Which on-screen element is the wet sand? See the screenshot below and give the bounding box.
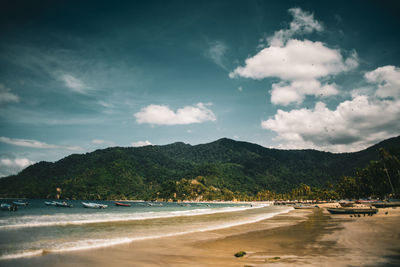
[5,206,400,267]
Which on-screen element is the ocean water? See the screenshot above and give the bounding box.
[0,199,291,260]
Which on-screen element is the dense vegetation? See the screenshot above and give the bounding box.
[0,136,399,201]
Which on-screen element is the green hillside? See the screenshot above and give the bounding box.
[1,136,399,200]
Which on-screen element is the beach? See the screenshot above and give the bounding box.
[3,204,400,267]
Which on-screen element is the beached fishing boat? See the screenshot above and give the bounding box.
[81,202,108,209]
[327,207,378,215]
[294,205,317,209]
[115,202,131,207]
[372,201,400,208]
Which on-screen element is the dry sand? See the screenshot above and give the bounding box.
[5,206,400,267]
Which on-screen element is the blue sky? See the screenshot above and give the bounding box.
[1,0,400,177]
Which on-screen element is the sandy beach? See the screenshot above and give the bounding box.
[5,205,400,267]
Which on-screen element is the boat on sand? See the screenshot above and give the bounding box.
[327,207,378,215]
[293,205,317,209]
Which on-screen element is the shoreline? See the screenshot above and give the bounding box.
[3,206,400,266]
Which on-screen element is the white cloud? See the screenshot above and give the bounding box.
[262,95,400,152]
[365,65,400,99]
[0,136,83,151]
[230,39,356,106]
[134,103,216,125]
[229,7,358,106]
[91,139,116,146]
[61,74,90,94]
[207,41,228,69]
[267,7,324,47]
[0,84,19,103]
[98,100,114,108]
[131,140,153,147]
[0,157,34,177]
[230,39,355,81]
[270,80,339,106]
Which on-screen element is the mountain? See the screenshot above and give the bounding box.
[1,136,400,200]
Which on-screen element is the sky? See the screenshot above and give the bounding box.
[1,0,400,177]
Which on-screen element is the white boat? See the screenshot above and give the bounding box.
[81,202,108,209]
[1,203,17,211]
[12,200,28,206]
[45,201,57,206]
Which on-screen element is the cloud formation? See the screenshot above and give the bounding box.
[131,140,153,147]
[229,7,358,106]
[0,157,34,177]
[0,136,83,151]
[134,103,216,125]
[207,41,228,70]
[0,84,19,103]
[262,66,400,152]
[267,7,323,47]
[61,74,90,94]
[365,65,400,99]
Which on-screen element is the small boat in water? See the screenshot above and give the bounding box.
[45,201,73,207]
[81,202,108,209]
[115,202,131,207]
[327,207,378,215]
[1,203,18,211]
[147,202,163,207]
[55,201,73,208]
[45,201,57,206]
[12,200,28,206]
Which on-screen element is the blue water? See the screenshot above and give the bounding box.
[0,199,291,260]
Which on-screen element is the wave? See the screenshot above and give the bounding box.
[0,204,268,230]
[0,206,292,260]
[0,250,44,260]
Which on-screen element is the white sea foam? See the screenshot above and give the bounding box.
[0,206,292,260]
[0,249,44,260]
[0,204,268,230]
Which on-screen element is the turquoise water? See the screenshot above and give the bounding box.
[0,199,291,260]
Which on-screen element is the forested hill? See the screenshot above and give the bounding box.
[1,136,400,200]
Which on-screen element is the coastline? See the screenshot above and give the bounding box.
[3,205,400,267]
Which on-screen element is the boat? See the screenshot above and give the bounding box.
[115,202,131,207]
[12,200,28,206]
[372,201,400,208]
[1,203,17,211]
[294,205,317,209]
[147,202,163,207]
[45,201,57,206]
[81,202,108,209]
[339,201,355,207]
[55,201,73,208]
[327,207,378,215]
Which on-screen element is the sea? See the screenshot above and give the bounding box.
[0,199,292,261]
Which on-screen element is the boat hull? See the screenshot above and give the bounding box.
[115,202,131,207]
[81,202,108,209]
[372,202,400,208]
[327,208,378,215]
